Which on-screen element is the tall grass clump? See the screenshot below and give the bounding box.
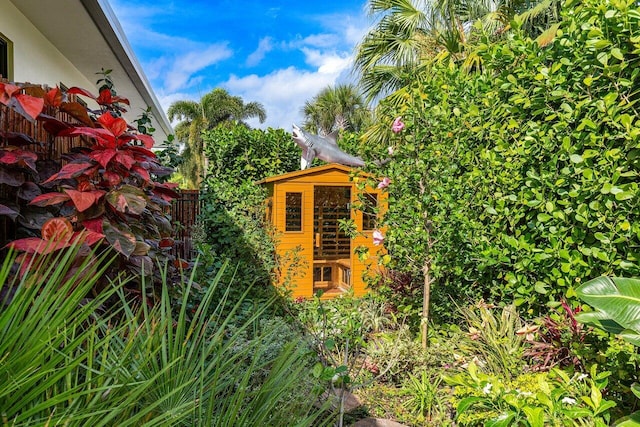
[0,244,329,426]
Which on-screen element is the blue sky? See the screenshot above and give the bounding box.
[110,0,371,130]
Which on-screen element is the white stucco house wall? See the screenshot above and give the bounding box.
[0,0,172,144]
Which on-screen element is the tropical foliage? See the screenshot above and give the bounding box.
[0,244,327,426]
[0,73,177,293]
[302,84,371,134]
[168,88,267,188]
[197,122,299,289]
[359,0,640,322]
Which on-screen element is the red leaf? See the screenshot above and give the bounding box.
[6,237,71,255]
[39,114,71,135]
[30,192,71,207]
[60,102,94,126]
[58,126,114,146]
[159,238,174,248]
[128,145,157,159]
[72,230,105,246]
[96,89,130,106]
[137,134,155,149]
[82,217,104,234]
[6,237,49,254]
[66,86,97,100]
[173,259,190,269]
[0,150,18,165]
[13,93,45,120]
[42,217,73,241]
[102,171,122,186]
[131,165,150,183]
[97,112,127,137]
[90,148,118,169]
[152,182,179,201]
[114,150,136,170]
[44,87,63,108]
[96,89,113,105]
[65,189,105,213]
[0,83,20,105]
[44,162,95,183]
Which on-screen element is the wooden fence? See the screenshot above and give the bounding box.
[170,189,201,261]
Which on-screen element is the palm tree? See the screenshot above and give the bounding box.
[167,88,266,188]
[301,84,371,135]
[354,0,562,101]
[353,0,434,102]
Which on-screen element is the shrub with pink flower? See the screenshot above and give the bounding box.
[377,177,391,189]
[391,117,405,133]
[372,230,384,245]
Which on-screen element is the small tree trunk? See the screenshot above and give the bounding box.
[421,259,431,349]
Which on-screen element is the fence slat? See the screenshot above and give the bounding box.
[170,189,201,260]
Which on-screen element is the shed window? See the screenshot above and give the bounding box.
[362,193,378,230]
[285,192,302,231]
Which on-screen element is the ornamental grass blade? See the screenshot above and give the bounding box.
[575,276,640,339]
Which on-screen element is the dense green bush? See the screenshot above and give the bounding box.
[197,123,299,293]
[365,0,640,319]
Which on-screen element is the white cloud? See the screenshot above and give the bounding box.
[223,48,353,130]
[246,37,274,67]
[301,34,340,48]
[301,48,352,74]
[164,44,233,92]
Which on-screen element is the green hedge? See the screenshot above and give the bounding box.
[370,0,640,319]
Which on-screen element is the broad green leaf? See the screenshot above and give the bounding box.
[523,406,545,427]
[457,396,484,414]
[486,412,516,427]
[614,410,640,426]
[576,277,640,336]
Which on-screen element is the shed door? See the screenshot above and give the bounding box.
[312,186,352,292]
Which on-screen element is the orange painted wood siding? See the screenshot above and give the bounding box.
[265,165,386,299]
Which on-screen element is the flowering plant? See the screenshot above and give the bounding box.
[445,362,614,426]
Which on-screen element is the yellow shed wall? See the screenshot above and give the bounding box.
[268,167,386,299]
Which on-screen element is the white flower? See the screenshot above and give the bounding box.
[562,397,577,405]
[483,383,493,394]
[576,373,588,381]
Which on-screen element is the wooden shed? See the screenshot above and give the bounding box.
[258,164,386,299]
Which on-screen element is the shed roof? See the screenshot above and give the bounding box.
[257,164,360,185]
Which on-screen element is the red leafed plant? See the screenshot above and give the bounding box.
[522,300,588,372]
[0,71,177,292]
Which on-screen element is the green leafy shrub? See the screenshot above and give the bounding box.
[361,0,640,320]
[445,362,615,426]
[197,122,298,295]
